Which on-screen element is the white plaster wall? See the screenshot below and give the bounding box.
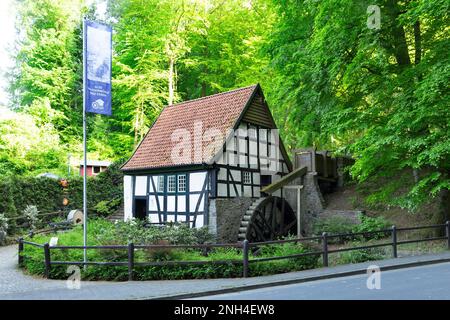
[134,176,147,196]
[217,183,227,197]
[253,172,260,185]
[148,213,159,223]
[149,176,155,192]
[230,170,241,182]
[167,195,176,212]
[158,195,165,211]
[189,194,205,212]
[123,175,133,221]
[177,195,186,212]
[243,186,252,197]
[149,195,158,211]
[195,215,204,228]
[190,172,206,192]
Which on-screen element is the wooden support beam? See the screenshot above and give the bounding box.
[261,166,307,194]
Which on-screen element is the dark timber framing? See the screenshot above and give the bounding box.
[124,84,293,229]
[131,169,212,227]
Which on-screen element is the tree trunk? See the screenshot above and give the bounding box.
[431,169,450,235]
[414,20,422,65]
[168,56,174,105]
[385,0,411,67]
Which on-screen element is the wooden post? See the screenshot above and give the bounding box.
[243,240,249,278]
[43,243,51,279]
[322,232,328,267]
[128,242,134,281]
[392,226,398,258]
[446,221,450,250]
[18,237,24,267]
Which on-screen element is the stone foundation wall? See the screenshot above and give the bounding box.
[283,172,326,235]
[208,197,254,243]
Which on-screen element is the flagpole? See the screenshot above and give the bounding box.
[82,17,88,269]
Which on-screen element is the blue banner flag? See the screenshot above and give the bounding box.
[84,20,112,115]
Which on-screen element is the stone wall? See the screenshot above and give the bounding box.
[283,172,326,235]
[208,197,254,243]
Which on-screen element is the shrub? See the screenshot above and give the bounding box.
[313,216,356,243]
[23,205,39,231]
[0,214,8,245]
[351,214,391,240]
[20,219,321,280]
[0,159,125,237]
[313,216,355,234]
[337,246,386,264]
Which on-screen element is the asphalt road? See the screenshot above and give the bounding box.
[198,262,450,300]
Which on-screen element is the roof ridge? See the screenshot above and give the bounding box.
[167,84,258,108]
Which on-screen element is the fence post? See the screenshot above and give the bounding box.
[446,221,450,250]
[242,240,249,278]
[128,242,134,281]
[392,225,397,258]
[18,237,24,267]
[322,232,328,267]
[43,243,51,279]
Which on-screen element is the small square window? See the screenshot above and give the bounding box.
[157,176,164,192]
[168,175,176,193]
[178,175,186,192]
[93,166,100,174]
[243,171,251,184]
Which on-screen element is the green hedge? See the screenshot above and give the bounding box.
[20,219,321,280]
[0,161,124,234]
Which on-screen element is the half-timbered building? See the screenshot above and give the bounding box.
[121,84,295,241]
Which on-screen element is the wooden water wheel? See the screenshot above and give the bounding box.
[238,196,297,242]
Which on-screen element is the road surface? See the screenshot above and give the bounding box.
[198,262,450,300]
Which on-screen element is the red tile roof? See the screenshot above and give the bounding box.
[121,84,258,171]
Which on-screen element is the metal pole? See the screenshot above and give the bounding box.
[242,239,249,278]
[296,186,302,238]
[322,232,328,267]
[128,242,134,281]
[18,237,24,266]
[392,225,397,258]
[82,17,88,269]
[446,221,450,250]
[44,243,51,279]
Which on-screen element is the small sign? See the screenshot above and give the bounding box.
[84,19,112,115]
[49,237,59,247]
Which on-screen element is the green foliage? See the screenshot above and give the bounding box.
[337,246,386,264]
[0,160,124,237]
[21,218,320,280]
[3,0,448,218]
[352,214,392,240]
[266,0,449,211]
[23,205,39,231]
[0,106,67,177]
[313,216,356,236]
[0,214,8,244]
[313,214,392,242]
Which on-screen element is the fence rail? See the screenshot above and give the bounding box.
[18,221,450,280]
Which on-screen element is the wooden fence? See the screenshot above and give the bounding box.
[18,222,450,280]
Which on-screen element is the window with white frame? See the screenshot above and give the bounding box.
[243,171,251,184]
[168,175,176,193]
[178,175,186,192]
[157,176,164,192]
